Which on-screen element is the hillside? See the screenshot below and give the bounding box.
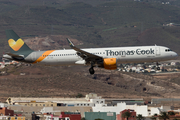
[1,0,180,100]
[137,27,180,54]
[1,64,180,101]
[1,1,180,54]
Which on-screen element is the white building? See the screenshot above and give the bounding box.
[0,103,8,108]
[92,102,171,117]
[41,107,61,114]
[126,104,149,116]
[45,115,70,120]
[6,93,105,107]
[150,107,160,116]
[92,102,126,114]
[0,116,9,120]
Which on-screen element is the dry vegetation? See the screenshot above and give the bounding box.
[0,64,180,102]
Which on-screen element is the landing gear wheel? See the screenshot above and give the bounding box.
[156,62,160,70]
[89,67,95,75]
[157,67,160,70]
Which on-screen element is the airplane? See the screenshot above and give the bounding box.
[3,30,178,74]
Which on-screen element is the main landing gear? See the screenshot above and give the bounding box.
[156,62,160,70]
[89,67,95,75]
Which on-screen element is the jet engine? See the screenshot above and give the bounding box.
[103,58,117,70]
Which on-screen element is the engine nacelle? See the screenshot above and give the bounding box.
[103,58,117,70]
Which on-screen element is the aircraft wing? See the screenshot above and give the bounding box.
[67,38,103,62]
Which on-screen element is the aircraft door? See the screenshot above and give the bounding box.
[155,46,161,56]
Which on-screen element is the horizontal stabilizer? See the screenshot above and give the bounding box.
[4,53,24,60]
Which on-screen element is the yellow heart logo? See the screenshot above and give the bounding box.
[8,38,24,51]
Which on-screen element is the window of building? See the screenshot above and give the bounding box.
[57,103,62,106]
[43,104,45,106]
[51,104,53,106]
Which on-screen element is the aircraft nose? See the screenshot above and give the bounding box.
[173,52,178,58]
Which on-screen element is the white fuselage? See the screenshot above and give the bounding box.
[25,45,178,65]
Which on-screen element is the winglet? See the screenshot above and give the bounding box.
[66,38,74,48]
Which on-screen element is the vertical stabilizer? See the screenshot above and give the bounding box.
[6,30,33,56]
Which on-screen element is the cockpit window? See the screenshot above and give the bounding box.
[165,49,172,52]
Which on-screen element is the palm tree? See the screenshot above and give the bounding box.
[95,119,103,120]
[159,112,169,120]
[168,111,175,116]
[154,114,158,116]
[81,118,86,120]
[122,111,132,120]
[137,114,144,120]
[150,116,157,120]
[150,113,158,120]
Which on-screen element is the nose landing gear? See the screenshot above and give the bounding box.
[89,67,95,75]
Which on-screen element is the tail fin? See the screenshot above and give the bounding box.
[6,30,33,56]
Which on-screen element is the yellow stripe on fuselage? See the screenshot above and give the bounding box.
[33,50,55,63]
